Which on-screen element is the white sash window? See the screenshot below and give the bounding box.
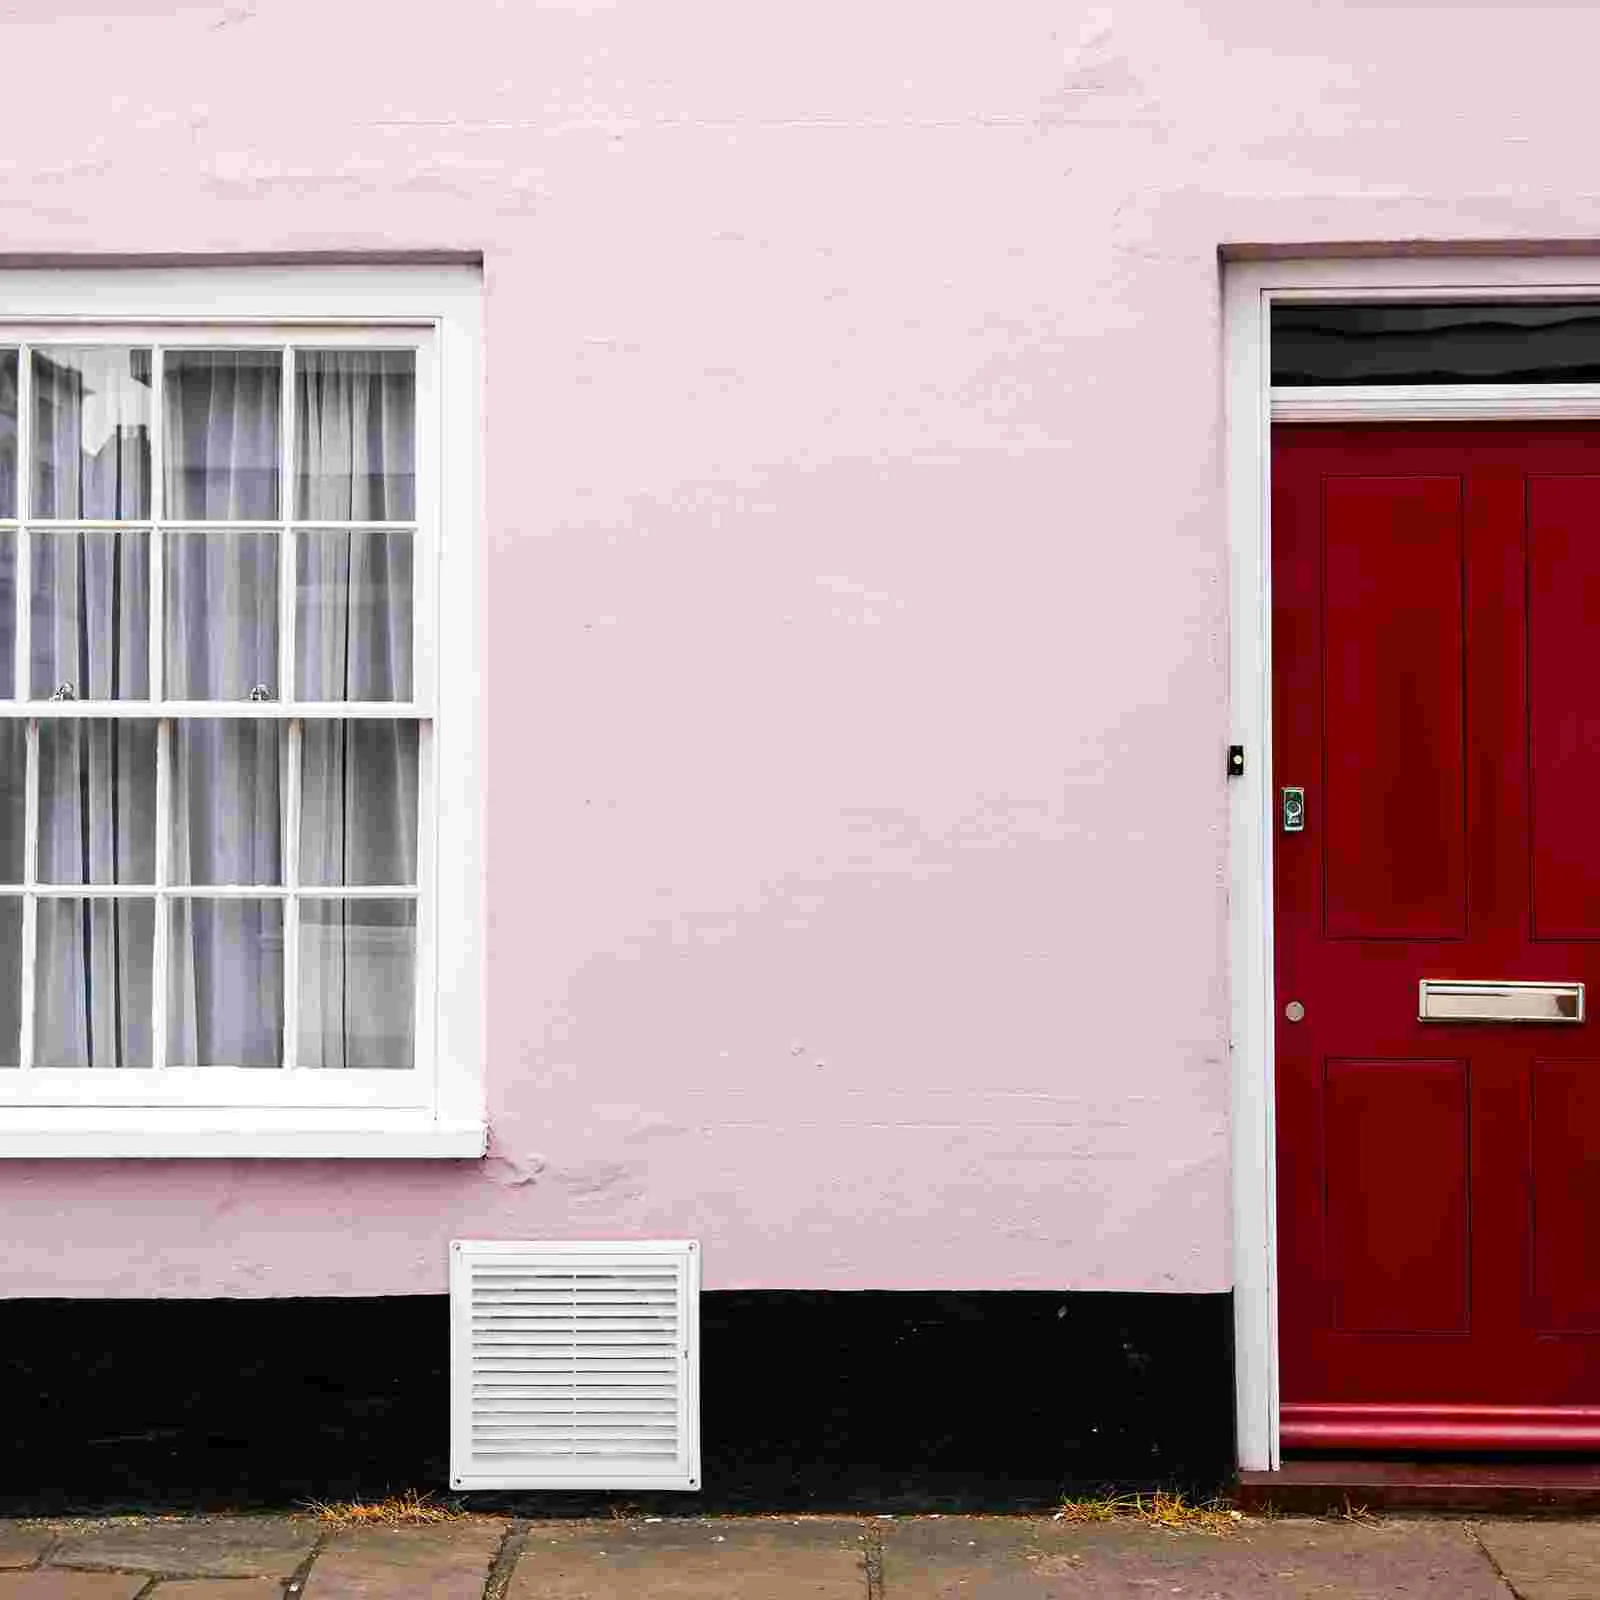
[0,266,483,1156]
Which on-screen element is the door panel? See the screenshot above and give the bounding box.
[1531,1059,1600,1333]
[1323,477,1467,940]
[1275,425,1600,1450]
[1529,475,1600,939]
[1324,1059,1469,1336]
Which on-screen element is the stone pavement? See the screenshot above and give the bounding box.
[0,1511,1597,1597]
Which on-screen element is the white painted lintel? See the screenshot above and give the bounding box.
[1274,382,1600,423]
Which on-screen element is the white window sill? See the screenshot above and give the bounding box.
[0,1109,487,1158]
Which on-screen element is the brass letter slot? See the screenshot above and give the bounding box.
[1418,980,1585,1024]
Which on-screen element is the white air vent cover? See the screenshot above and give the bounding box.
[449,1239,700,1491]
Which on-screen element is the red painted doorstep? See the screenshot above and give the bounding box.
[1281,1403,1600,1453]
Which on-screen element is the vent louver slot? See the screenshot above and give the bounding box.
[449,1240,700,1491]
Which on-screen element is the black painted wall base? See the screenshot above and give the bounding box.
[0,1290,1233,1515]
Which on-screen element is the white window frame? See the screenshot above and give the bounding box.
[0,264,484,1158]
[1226,251,1600,1471]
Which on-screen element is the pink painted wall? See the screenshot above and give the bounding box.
[7,0,1590,1298]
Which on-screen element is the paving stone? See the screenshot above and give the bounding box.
[0,1574,146,1600]
[508,1518,867,1599]
[148,1584,287,1600]
[302,1519,507,1600]
[1475,1519,1600,1600]
[49,1517,315,1579]
[0,1529,52,1570]
[880,1514,1506,1598]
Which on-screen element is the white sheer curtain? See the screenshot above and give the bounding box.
[33,720,157,1068]
[166,351,280,521]
[295,351,414,702]
[166,530,277,701]
[299,719,418,1068]
[167,720,284,1068]
[22,346,418,1070]
[0,721,22,1067]
[0,363,16,1064]
[161,356,288,1067]
[296,350,413,521]
[0,531,13,701]
[0,349,16,520]
[0,895,17,1068]
[32,348,150,521]
[295,352,417,1068]
[0,353,16,1064]
[0,354,14,697]
[30,531,150,700]
[27,353,150,1068]
[30,350,152,702]
[0,722,21,885]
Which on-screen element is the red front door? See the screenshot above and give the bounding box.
[1274,424,1600,1452]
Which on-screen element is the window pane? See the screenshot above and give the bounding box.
[0,529,13,698]
[0,897,19,1066]
[32,348,152,519]
[300,720,418,886]
[298,898,415,1069]
[295,529,412,700]
[164,350,281,520]
[165,530,277,700]
[170,720,283,886]
[1272,301,1600,386]
[0,722,23,882]
[34,896,154,1067]
[30,530,150,700]
[296,350,414,520]
[169,898,283,1067]
[0,350,16,518]
[38,720,157,885]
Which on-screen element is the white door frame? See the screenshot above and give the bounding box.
[1224,254,1600,1472]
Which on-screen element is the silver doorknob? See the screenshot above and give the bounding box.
[1284,1000,1306,1023]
